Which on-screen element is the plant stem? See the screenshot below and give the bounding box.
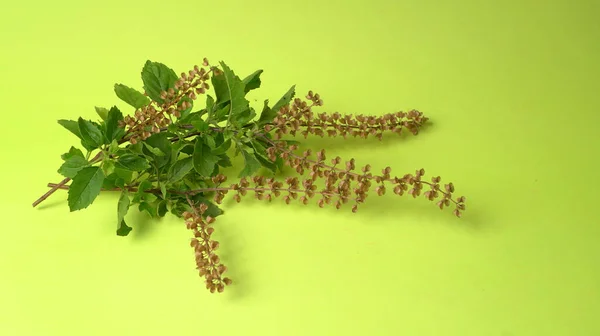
[32,151,104,207]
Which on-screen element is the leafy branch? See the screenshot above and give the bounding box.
[33,58,467,293]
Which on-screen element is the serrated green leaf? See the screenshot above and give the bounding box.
[102,159,115,176]
[77,118,103,148]
[191,118,209,132]
[114,83,151,109]
[139,202,157,218]
[238,148,262,178]
[141,61,179,104]
[61,146,85,160]
[143,132,172,168]
[58,119,94,151]
[212,105,230,123]
[143,143,165,156]
[68,167,105,211]
[168,157,193,183]
[193,137,219,176]
[230,106,257,127]
[95,107,109,121]
[220,62,249,127]
[251,139,270,161]
[116,190,131,236]
[58,119,82,138]
[211,72,228,104]
[203,134,216,149]
[212,138,231,155]
[58,155,89,178]
[105,106,125,142]
[108,140,120,155]
[132,180,153,203]
[114,167,133,183]
[115,154,150,171]
[259,85,295,125]
[242,69,263,93]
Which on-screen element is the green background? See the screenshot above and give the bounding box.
[1,0,599,335]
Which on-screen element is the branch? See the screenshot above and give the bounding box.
[32,151,104,207]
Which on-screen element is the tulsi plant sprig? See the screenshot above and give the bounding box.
[32,58,466,293]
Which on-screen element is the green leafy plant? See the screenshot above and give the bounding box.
[32,58,467,293]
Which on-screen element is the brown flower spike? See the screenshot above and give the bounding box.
[183,197,232,293]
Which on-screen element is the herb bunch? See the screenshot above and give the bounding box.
[33,58,466,293]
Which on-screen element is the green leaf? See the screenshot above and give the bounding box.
[193,137,219,176]
[116,190,132,236]
[115,154,150,171]
[58,155,89,178]
[132,180,154,203]
[58,119,82,138]
[191,118,209,132]
[117,220,132,236]
[160,182,167,199]
[143,132,172,168]
[211,72,228,104]
[168,157,194,183]
[105,106,125,142]
[58,119,94,151]
[139,202,157,218]
[143,143,165,156]
[242,69,263,93]
[238,148,262,178]
[114,168,134,185]
[67,167,105,211]
[259,85,295,125]
[212,138,231,155]
[220,62,249,127]
[202,95,216,122]
[102,159,115,176]
[95,107,109,121]
[233,107,256,127]
[212,105,230,123]
[203,134,216,149]
[114,84,150,109]
[77,118,103,148]
[108,140,120,155]
[190,195,224,218]
[157,200,168,217]
[217,154,232,168]
[61,146,85,160]
[141,61,179,104]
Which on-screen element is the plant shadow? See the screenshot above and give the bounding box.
[35,198,66,211]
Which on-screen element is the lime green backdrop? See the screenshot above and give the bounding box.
[1,0,599,335]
